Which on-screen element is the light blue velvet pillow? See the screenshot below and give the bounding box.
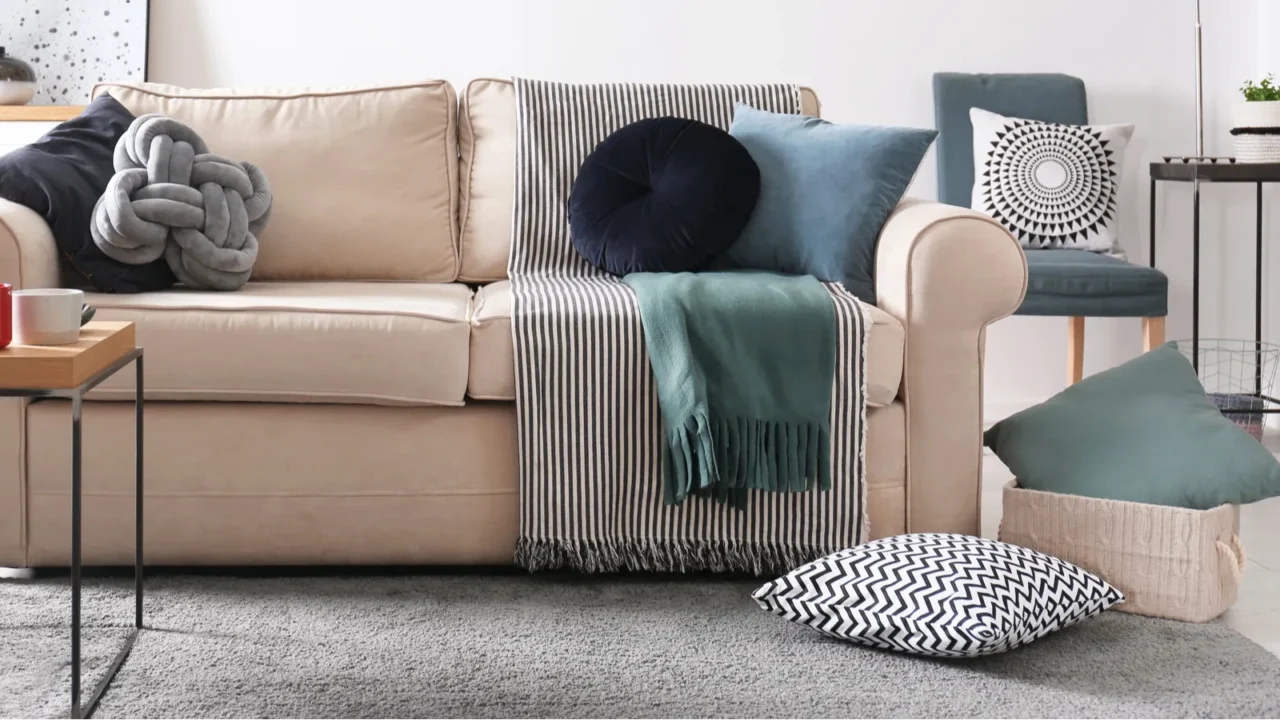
[723,104,937,304]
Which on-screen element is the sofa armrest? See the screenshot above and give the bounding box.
[0,198,59,565]
[0,198,59,290]
[875,199,1027,535]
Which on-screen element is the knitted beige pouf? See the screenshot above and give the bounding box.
[998,482,1244,623]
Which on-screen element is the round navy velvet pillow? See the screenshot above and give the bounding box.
[569,117,760,276]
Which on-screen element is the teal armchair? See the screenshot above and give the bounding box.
[932,73,1168,383]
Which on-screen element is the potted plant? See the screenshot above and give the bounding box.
[1232,74,1280,162]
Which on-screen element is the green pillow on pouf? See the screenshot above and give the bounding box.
[985,343,1280,510]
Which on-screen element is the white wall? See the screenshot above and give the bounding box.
[147,0,1267,415]
[1261,0,1280,78]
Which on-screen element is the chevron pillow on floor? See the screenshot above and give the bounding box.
[753,533,1123,657]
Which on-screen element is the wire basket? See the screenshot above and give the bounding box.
[1175,339,1280,441]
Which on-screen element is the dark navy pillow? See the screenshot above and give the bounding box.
[569,117,760,276]
[0,93,176,293]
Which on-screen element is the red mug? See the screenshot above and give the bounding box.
[0,283,10,349]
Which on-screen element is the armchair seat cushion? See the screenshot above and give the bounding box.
[1018,249,1167,317]
[468,280,906,407]
[83,282,472,405]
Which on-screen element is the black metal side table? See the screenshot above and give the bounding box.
[1149,160,1280,401]
[0,322,143,718]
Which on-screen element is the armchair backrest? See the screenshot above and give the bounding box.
[931,72,1088,207]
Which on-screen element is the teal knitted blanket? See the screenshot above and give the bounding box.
[622,271,837,506]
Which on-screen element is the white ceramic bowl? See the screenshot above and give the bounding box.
[13,289,84,345]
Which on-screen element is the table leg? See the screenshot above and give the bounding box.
[70,393,83,718]
[1257,182,1264,398]
[1150,177,1157,268]
[67,352,144,718]
[1193,178,1201,372]
[135,353,143,629]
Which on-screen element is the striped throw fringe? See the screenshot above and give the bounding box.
[509,78,870,574]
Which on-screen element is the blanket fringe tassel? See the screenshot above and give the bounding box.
[515,537,832,576]
[666,412,832,507]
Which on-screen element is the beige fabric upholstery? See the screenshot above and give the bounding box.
[86,282,473,406]
[0,199,60,291]
[468,279,515,400]
[93,82,460,283]
[24,401,519,566]
[457,79,516,283]
[875,199,1027,536]
[798,87,820,116]
[865,308,906,405]
[0,399,24,566]
[0,199,58,566]
[469,280,902,406]
[17,399,902,566]
[865,402,905,540]
[458,80,821,283]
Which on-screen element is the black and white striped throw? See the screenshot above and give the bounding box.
[510,79,870,574]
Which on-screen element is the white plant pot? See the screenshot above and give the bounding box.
[1232,101,1280,163]
[1233,100,1280,129]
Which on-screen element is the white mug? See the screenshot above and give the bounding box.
[13,289,85,346]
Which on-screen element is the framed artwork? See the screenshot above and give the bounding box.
[0,0,149,105]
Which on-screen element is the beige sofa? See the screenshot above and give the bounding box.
[0,79,1027,567]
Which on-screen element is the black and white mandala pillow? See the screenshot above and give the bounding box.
[970,108,1133,253]
[753,533,1123,658]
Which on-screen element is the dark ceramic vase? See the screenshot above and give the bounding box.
[0,47,37,105]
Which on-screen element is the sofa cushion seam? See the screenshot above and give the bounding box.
[82,388,468,406]
[443,81,461,281]
[460,80,479,273]
[92,305,472,324]
[91,80,455,102]
[30,489,518,498]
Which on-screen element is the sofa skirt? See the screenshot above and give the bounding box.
[10,400,906,567]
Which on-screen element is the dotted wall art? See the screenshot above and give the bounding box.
[1,0,147,105]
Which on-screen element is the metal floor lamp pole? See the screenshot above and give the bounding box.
[1193,0,1203,367]
[1196,0,1204,158]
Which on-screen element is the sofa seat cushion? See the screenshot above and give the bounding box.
[469,280,904,406]
[87,282,472,406]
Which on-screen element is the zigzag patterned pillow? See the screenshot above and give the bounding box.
[753,533,1123,657]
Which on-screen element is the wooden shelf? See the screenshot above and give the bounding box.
[0,105,84,122]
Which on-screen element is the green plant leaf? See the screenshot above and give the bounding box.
[1242,74,1280,101]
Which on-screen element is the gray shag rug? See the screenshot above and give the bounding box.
[3,573,1280,718]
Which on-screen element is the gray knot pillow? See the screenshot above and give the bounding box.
[91,114,273,291]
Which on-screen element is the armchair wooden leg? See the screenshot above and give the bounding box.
[1143,316,1166,352]
[1067,316,1085,384]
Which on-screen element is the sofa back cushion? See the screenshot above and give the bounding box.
[457,78,821,283]
[94,81,459,283]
